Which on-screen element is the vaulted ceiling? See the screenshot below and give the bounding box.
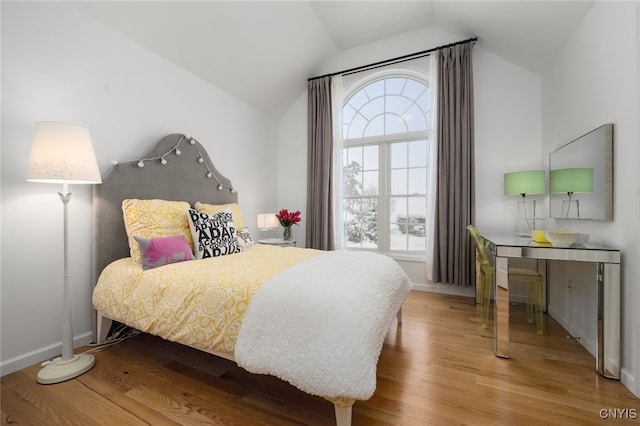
[71,1,595,119]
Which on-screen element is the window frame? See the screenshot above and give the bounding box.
[340,69,431,260]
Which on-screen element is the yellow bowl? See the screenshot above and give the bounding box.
[530,230,549,243]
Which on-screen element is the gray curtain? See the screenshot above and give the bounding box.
[306,76,335,250]
[432,42,475,286]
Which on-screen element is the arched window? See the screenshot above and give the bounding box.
[340,71,432,256]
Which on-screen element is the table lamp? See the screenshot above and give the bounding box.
[27,121,102,384]
[257,213,279,230]
[504,170,545,236]
[550,167,593,219]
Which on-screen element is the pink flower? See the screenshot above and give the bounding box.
[276,209,301,227]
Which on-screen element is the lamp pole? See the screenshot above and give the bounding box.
[59,185,73,361]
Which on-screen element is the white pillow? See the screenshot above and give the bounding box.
[236,227,256,251]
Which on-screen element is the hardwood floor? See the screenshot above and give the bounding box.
[2,291,638,425]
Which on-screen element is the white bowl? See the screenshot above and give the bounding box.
[575,233,590,245]
[544,231,583,247]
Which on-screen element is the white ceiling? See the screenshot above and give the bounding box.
[70,1,595,119]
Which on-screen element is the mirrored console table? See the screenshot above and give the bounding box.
[481,233,621,380]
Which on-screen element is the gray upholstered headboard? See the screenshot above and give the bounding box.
[92,133,238,285]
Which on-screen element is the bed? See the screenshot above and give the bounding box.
[92,133,411,426]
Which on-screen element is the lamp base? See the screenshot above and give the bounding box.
[36,353,95,385]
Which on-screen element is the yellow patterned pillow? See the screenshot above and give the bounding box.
[195,202,245,229]
[122,199,193,264]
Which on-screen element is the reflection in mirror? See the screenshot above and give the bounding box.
[550,167,593,218]
[549,123,613,220]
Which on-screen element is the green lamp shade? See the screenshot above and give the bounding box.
[550,167,593,194]
[504,170,545,195]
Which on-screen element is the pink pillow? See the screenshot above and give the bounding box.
[134,236,194,270]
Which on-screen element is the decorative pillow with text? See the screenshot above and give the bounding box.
[187,208,240,259]
[195,202,246,229]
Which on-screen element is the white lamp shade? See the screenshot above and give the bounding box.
[27,122,102,184]
[257,213,279,229]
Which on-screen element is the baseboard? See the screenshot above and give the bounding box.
[411,281,475,297]
[549,305,638,397]
[547,304,597,357]
[0,331,93,377]
[621,368,638,398]
[410,281,530,303]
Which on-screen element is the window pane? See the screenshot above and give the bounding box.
[344,197,360,218]
[409,235,426,250]
[344,197,361,240]
[361,97,384,121]
[391,169,407,195]
[409,140,427,167]
[343,103,356,126]
[345,198,378,249]
[385,78,406,95]
[362,199,378,248]
[385,114,408,134]
[364,115,385,137]
[363,145,378,170]
[406,197,427,250]
[346,147,361,167]
[365,80,384,99]
[408,168,426,194]
[343,148,363,197]
[404,79,427,98]
[346,114,367,139]
[389,197,407,251]
[363,171,378,194]
[389,196,406,219]
[406,104,428,132]
[386,95,412,115]
[348,89,368,110]
[416,89,429,112]
[391,142,407,168]
[407,195,427,251]
[408,197,426,217]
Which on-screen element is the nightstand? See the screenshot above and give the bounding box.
[258,238,297,247]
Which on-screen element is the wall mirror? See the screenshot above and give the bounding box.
[549,123,613,220]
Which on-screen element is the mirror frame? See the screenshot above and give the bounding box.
[548,123,613,221]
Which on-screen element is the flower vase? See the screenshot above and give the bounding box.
[283,225,292,241]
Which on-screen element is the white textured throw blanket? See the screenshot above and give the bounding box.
[235,250,411,400]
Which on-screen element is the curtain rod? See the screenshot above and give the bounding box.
[308,36,477,82]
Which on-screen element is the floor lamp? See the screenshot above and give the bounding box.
[504,170,545,236]
[27,121,102,384]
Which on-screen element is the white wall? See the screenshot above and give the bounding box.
[278,25,543,290]
[5,0,636,399]
[1,2,279,375]
[541,1,639,396]
[276,94,308,243]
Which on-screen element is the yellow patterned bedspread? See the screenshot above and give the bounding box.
[93,244,321,356]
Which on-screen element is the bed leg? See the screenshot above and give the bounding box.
[96,313,112,345]
[334,403,352,426]
[397,306,403,324]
